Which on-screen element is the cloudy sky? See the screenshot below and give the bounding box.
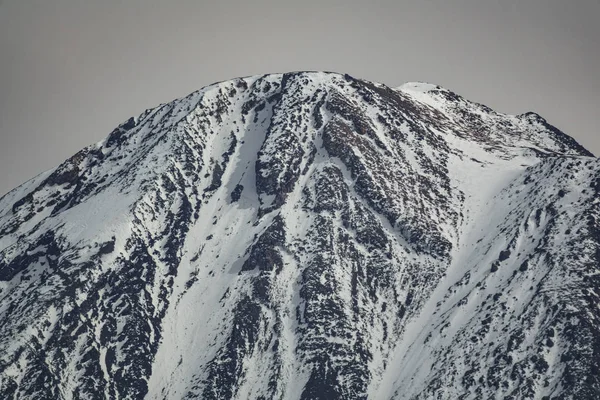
[0,0,598,195]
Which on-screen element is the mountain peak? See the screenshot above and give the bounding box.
[396,81,441,92]
[0,72,598,399]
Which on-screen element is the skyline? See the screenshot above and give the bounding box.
[0,0,598,196]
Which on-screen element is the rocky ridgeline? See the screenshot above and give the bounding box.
[0,72,598,399]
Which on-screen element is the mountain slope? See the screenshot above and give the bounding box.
[0,72,598,399]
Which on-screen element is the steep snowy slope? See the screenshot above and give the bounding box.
[0,72,598,399]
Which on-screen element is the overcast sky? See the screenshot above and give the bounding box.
[0,0,598,196]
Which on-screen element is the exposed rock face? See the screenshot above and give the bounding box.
[0,72,598,399]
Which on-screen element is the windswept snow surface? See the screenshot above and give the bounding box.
[0,72,598,399]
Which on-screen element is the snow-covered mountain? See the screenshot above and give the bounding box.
[0,71,598,400]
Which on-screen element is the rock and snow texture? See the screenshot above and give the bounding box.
[0,71,598,399]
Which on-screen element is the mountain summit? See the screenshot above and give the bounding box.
[0,72,598,399]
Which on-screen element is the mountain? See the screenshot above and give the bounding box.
[0,71,598,400]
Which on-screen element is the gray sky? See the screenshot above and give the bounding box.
[0,0,598,196]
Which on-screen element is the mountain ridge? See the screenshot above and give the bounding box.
[0,71,598,399]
